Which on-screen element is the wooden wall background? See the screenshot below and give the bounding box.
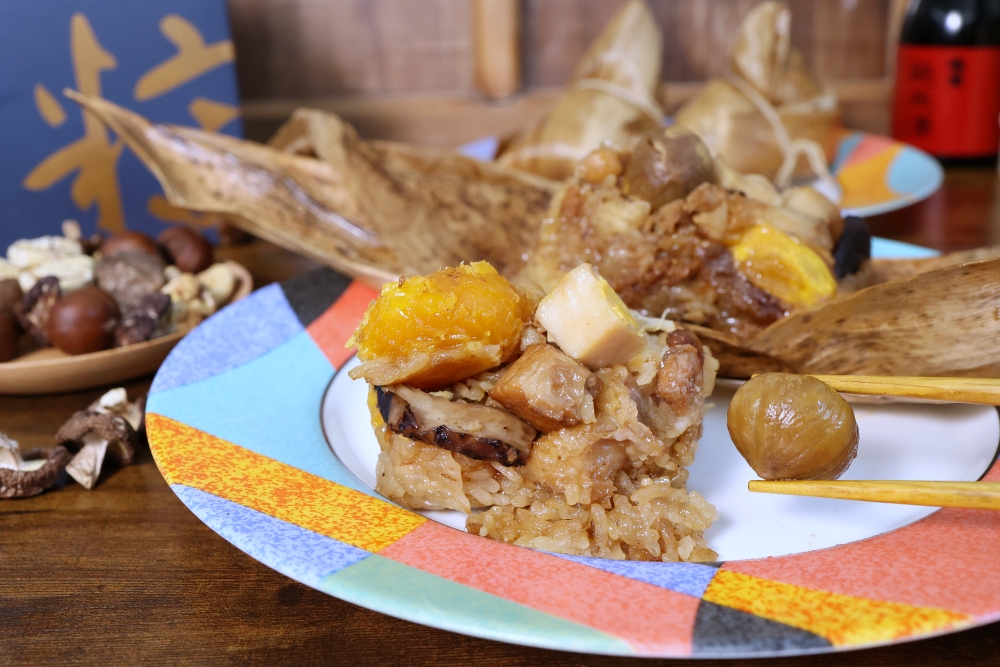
[229,0,907,146]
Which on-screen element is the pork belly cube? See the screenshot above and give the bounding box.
[655,329,705,417]
[489,344,597,433]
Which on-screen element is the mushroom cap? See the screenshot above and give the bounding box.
[0,446,71,498]
[55,410,137,465]
[87,389,146,433]
[95,252,167,310]
[15,276,60,346]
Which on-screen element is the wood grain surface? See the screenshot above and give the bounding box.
[233,0,902,142]
[240,79,898,148]
[229,0,894,99]
[3,168,1000,665]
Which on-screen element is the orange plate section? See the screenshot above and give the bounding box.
[147,413,424,552]
[838,143,905,210]
[842,134,897,169]
[307,281,379,369]
[704,569,969,647]
[379,520,700,656]
[723,503,1000,618]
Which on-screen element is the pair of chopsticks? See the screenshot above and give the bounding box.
[748,375,1000,510]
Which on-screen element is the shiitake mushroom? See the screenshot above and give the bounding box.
[623,126,716,210]
[727,372,859,480]
[158,226,213,273]
[47,287,121,355]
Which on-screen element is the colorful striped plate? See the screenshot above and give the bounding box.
[832,132,944,218]
[147,242,1000,659]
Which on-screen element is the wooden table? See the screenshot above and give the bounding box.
[3,166,1000,666]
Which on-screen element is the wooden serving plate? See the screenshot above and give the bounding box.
[0,261,252,395]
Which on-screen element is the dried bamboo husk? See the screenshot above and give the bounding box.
[67,93,556,288]
[495,0,663,180]
[675,2,839,182]
[66,94,1000,381]
[685,325,793,378]
[746,257,1000,377]
[694,256,1000,378]
[868,246,1000,284]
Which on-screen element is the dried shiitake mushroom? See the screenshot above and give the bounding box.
[55,408,138,490]
[727,372,859,480]
[0,432,71,498]
[95,252,167,309]
[115,292,171,346]
[15,276,61,346]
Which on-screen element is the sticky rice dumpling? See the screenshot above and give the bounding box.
[675,2,840,186]
[496,0,664,181]
[350,261,720,562]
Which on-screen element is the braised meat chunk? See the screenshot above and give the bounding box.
[489,343,599,432]
[656,330,705,416]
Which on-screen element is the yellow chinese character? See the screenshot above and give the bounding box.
[24,13,126,232]
[138,15,239,228]
[134,15,235,102]
[25,12,240,233]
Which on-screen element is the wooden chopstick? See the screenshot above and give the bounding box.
[748,480,1000,510]
[807,375,1000,405]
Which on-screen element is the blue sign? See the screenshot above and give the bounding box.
[0,0,242,249]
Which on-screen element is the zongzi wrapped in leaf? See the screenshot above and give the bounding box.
[496,0,663,181]
[675,1,839,185]
[67,93,557,288]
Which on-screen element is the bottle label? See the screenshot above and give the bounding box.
[892,45,1000,157]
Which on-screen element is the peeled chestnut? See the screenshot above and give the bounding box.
[579,147,624,184]
[0,312,19,362]
[158,226,213,273]
[727,373,859,481]
[623,126,716,210]
[46,287,121,355]
[101,231,161,258]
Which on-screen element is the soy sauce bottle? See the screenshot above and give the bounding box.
[892,0,1000,158]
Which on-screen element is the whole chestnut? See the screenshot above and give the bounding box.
[0,312,19,362]
[101,231,161,258]
[0,278,23,315]
[158,226,213,273]
[727,373,859,481]
[47,287,121,355]
[623,126,716,210]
